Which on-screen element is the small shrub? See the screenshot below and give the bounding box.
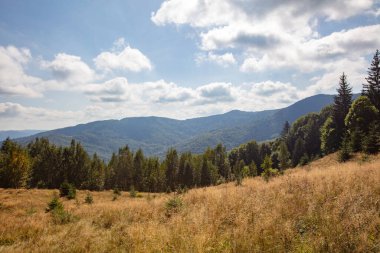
[299,154,310,166]
[176,186,188,194]
[235,174,243,186]
[85,192,93,204]
[129,186,137,198]
[59,182,76,199]
[165,196,183,217]
[36,181,46,189]
[46,195,77,224]
[113,187,121,196]
[216,177,226,185]
[261,168,279,182]
[46,195,63,212]
[51,207,77,225]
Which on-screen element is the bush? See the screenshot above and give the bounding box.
[46,194,77,224]
[51,207,77,225]
[46,195,63,212]
[129,186,137,198]
[85,192,93,204]
[59,182,76,199]
[113,187,121,196]
[261,168,279,182]
[165,196,183,217]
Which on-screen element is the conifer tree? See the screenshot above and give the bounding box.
[165,148,179,191]
[200,156,211,186]
[278,141,290,170]
[338,133,351,162]
[362,49,380,111]
[332,73,352,144]
[281,121,290,139]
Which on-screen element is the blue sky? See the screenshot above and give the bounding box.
[0,0,379,130]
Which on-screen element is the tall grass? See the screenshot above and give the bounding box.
[0,153,379,252]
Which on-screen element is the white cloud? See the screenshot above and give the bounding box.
[152,0,378,95]
[196,52,236,67]
[79,77,304,121]
[94,40,152,73]
[84,77,131,103]
[0,46,43,97]
[0,102,85,130]
[41,53,96,85]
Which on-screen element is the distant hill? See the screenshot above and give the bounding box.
[14,94,342,159]
[0,130,43,141]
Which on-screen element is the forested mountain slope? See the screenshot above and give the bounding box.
[15,94,340,159]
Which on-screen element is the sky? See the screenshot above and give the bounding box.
[0,0,379,130]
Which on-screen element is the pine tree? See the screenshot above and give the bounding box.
[332,73,352,145]
[362,49,380,112]
[291,138,305,167]
[338,133,351,162]
[281,121,290,139]
[261,155,278,182]
[363,122,380,154]
[133,149,145,190]
[200,156,211,186]
[165,148,179,191]
[278,141,290,170]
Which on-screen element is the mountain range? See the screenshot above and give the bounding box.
[12,94,340,160]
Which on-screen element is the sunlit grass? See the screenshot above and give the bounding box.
[0,153,379,252]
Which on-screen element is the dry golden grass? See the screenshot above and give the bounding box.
[0,153,379,252]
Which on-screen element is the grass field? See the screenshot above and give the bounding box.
[0,153,379,252]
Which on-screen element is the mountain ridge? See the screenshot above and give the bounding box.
[14,94,347,159]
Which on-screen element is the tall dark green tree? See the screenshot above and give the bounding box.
[133,149,145,190]
[214,144,230,180]
[292,138,305,167]
[200,156,211,186]
[84,153,106,190]
[278,141,290,170]
[108,146,134,190]
[165,148,179,191]
[333,73,352,142]
[362,49,380,112]
[281,121,290,139]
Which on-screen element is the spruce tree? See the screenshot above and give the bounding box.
[332,73,352,146]
[281,121,290,139]
[338,133,351,162]
[278,141,290,170]
[200,156,211,186]
[362,49,380,112]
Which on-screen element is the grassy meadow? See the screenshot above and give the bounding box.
[0,153,379,252]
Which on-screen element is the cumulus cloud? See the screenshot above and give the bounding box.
[0,102,86,130]
[0,46,43,97]
[84,77,131,103]
[196,52,236,67]
[196,82,235,104]
[152,0,378,96]
[41,53,96,85]
[94,39,152,72]
[79,77,304,121]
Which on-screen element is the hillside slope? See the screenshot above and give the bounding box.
[0,153,378,252]
[15,94,338,159]
[0,130,43,141]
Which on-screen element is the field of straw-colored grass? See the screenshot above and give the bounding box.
[0,153,379,252]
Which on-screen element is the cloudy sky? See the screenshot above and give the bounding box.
[0,0,379,130]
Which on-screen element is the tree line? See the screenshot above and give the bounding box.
[0,50,379,191]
